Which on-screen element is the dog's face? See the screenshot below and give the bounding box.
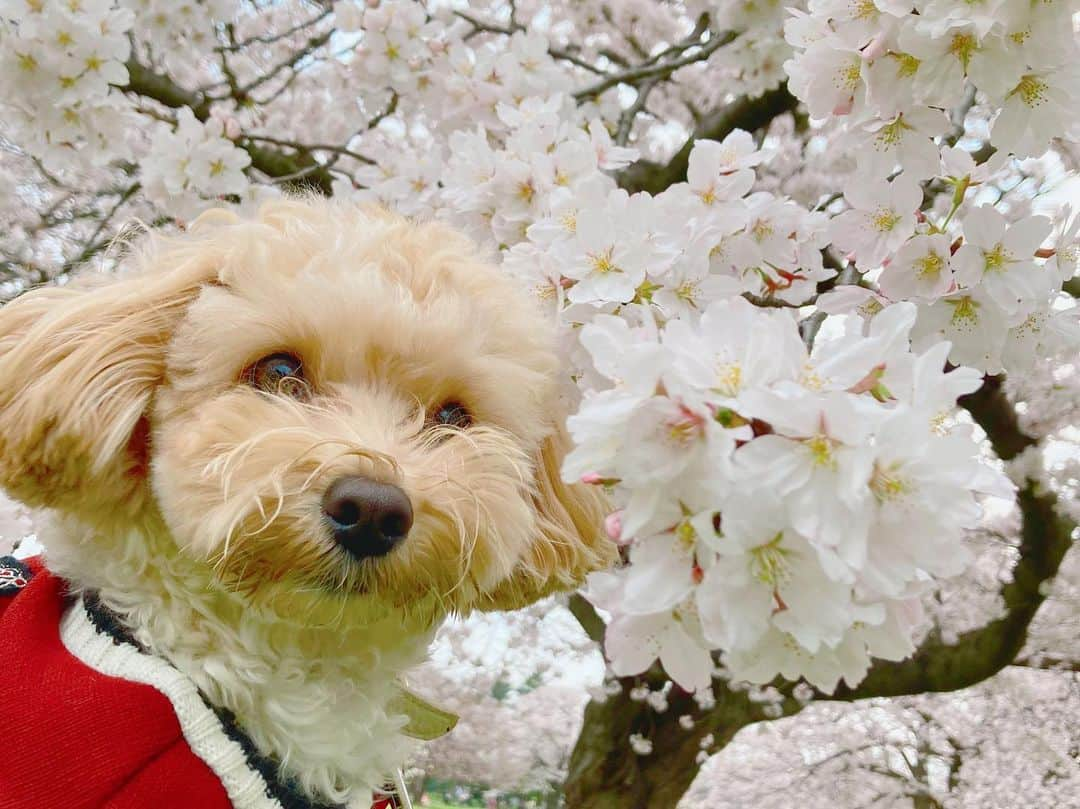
[0,200,611,622]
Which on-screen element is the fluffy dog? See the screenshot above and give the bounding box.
[0,199,612,809]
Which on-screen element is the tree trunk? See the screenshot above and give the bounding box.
[562,675,783,809]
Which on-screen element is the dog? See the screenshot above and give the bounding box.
[0,199,612,809]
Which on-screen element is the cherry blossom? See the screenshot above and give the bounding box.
[910,286,1012,373]
[784,39,865,118]
[952,205,1052,320]
[851,107,949,180]
[991,69,1078,159]
[142,109,253,219]
[878,233,955,301]
[828,174,921,268]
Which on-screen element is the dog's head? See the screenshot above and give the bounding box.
[0,199,612,621]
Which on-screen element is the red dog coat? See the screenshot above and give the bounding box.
[0,556,400,809]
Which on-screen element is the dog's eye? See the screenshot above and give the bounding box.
[245,353,307,398]
[430,401,473,430]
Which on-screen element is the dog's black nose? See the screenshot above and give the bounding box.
[322,476,413,559]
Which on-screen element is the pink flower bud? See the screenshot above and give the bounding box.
[604,511,623,543]
[224,117,241,140]
[580,472,602,485]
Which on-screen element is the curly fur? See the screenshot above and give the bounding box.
[0,198,613,804]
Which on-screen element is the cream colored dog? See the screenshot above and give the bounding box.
[0,199,611,806]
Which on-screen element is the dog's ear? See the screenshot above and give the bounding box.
[0,238,222,518]
[480,421,616,611]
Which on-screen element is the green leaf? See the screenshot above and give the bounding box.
[390,684,459,740]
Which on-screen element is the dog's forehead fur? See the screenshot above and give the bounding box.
[167,204,559,443]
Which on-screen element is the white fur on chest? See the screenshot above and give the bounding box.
[41,513,435,806]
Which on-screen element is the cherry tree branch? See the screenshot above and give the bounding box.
[617,84,799,194]
[573,29,736,101]
[240,134,375,165]
[1,180,150,298]
[632,13,712,70]
[235,28,333,97]
[599,5,649,61]
[568,593,605,644]
[614,76,661,145]
[66,182,142,267]
[453,10,608,76]
[121,60,335,194]
[124,59,211,118]
[1012,655,1080,673]
[215,7,332,53]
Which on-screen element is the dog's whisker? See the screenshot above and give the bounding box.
[298,455,344,494]
[436,479,488,601]
[249,481,288,536]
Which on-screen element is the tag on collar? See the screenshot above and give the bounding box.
[0,556,32,595]
[390,684,458,741]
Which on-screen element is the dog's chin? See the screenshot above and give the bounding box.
[200,548,451,631]
[211,573,411,630]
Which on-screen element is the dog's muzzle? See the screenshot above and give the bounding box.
[321,476,413,560]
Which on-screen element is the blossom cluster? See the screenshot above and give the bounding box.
[0,0,135,170]
[504,127,836,316]
[571,290,1012,692]
[785,0,1080,373]
[788,0,1079,158]
[122,0,234,76]
[142,108,253,220]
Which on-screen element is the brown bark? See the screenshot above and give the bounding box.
[122,60,336,195]
[616,85,799,195]
[564,672,791,809]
